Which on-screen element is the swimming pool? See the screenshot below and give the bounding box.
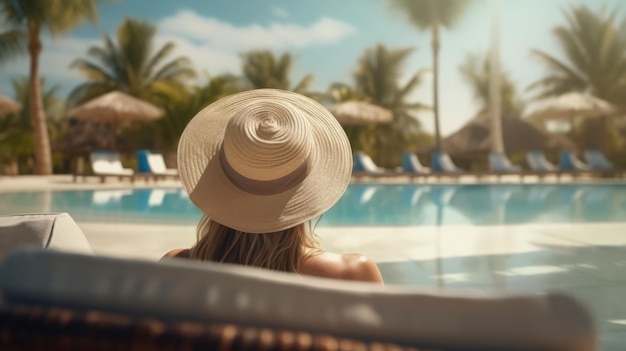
[1,183,625,226]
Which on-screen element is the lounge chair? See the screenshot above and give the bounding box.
[352,151,398,179]
[559,150,590,172]
[137,149,179,179]
[488,152,522,173]
[0,213,94,261]
[584,149,614,170]
[402,152,430,179]
[526,150,558,172]
[0,248,597,351]
[86,150,136,183]
[431,151,463,173]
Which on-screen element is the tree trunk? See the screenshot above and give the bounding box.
[431,24,441,151]
[28,22,53,175]
[489,0,504,153]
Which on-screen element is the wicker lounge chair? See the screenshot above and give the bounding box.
[0,248,597,351]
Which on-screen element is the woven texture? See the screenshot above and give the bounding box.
[0,305,426,351]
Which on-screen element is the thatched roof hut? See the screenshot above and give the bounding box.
[442,113,576,157]
[53,119,133,156]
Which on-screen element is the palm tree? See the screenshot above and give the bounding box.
[0,77,63,174]
[348,44,430,167]
[459,52,524,116]
[528,5,626,107]
[389,0,473,151]
[528,4,626,154]
[69,17,196,106]
[0,0,103,175]
[137,74,239,154]
[240,50,313,94]
[0,29,25,63]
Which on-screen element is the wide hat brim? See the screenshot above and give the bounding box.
[177,89,352,233]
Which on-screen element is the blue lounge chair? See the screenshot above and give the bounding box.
[352,151,386,173]
[559,150,590,171]
[402,152,430,174]
[488,152,522,173]
[526,151,558,172]
[431,151,463,173]
[137,149,178,179]
[583,149,614,170]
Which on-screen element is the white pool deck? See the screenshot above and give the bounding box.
[1,174,625,350]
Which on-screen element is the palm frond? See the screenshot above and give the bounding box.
[0,29,26,62]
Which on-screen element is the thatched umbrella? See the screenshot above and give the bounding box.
[328,101,393,125]
[527,92,617,121]
[68,91,164,149]
[69,91,164,123]
[0,94,21,117]
[442,113,576,157]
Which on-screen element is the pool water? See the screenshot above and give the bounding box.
[1,183,625,226]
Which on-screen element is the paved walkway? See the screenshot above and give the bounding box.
[1,175,625,350]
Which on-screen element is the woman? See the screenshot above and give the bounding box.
[164,89,383,284]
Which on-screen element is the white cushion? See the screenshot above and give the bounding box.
[147,153,178,175]
[0,249,595,350]
[0,213,94,261]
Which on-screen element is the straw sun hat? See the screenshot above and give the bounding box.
[177,89,352,233]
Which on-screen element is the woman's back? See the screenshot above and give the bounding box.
[164,248,383,284]
[171,89,383,285]
[299,251,383,283]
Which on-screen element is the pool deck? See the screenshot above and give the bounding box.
[1,174,625,350]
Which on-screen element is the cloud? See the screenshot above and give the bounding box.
[158,9,356,51]
[0,9,357,96]
[154,9,356,79]
[154,34,240,76]
[272,6,290,18]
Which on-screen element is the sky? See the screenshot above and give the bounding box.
[1,0,625,137]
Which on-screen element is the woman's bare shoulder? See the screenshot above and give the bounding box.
[162,248,190,260]
[300,251,384,284]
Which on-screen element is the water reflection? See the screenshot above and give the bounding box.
[0,183,624,226]
[323,183,626,226]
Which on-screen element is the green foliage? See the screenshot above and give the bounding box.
[240,50,313,94]
[459,51,525,117]
[125,74,239,154]
[389,0,473,30]
[388,0,474,151]
[334,44,431,168]
[567,117,623,154]
[528,4,626,107]
[0,29,26,63]
[0,77,64,174]
[528,4,626,156]
[0,0,99,36]
[0,0,105,174]
[68,16,196,106]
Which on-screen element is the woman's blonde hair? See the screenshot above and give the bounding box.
[190,215,320,272]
